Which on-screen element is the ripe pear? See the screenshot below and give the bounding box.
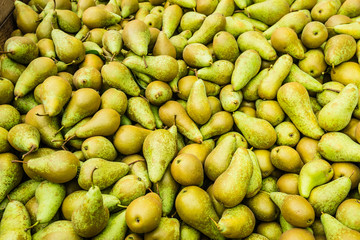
[52,29,85,64]
[256,100,285,126]
[212,31,239,62]
[311,0,342,23]
[171,153,204,187]
[81,136,117,161]
[270,146,304,173]
[225,16,254,38]
[200,111,234,140]
[325,14,353,37]
[336,198,360,231]
[298,49,327,78]
[277,173,299,195]
[56,9,81,33]
[175,186,224,240]
[0,153,23,204]
[244,191,279,222]
[126,192,162,233]
[277,82,324,139]
[92,210,127,240]
[109,175,146,206]
[298,159,334,198]
[13,0,39,33]
[82,6,121,29]
[32,220,82,240]
[271,27,305,59]
[338,0,360,17]
[183,43,213,68]
[7,123,40,158]
[290,0,316,11]
[301,21,329,49]
[179,11,206,33]
[113,125,152,155]
[324,34,357,66]
[122,19,150,56]
[4,36,39,65]
[321,213,360,239]
[0,55,26,85]
[284,64,323,93]
[219,84,242,112]
[244,0,290,25]
[330,61,360,87]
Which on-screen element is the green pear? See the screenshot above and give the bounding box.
[233,111,277,149]
[196,0,218,15]
[0,105,21,131]
[321,213,360,239]
[168,60,189,93]
[224,16,254,38]
[311,0,341,23]
[78,158,129,190]
[237,31,277,61]
[0,200,31,239]
[92,210,127,240]
[109,175,146,206]
[338,0,360,17]
[4,36,39,65]
[277,82,324,139]
[100,88,127,115]
[316,81,344,107]
[102,30,122,58]
[290,0,316,11]
[219,84,242,112]
[0,127,10,153]
[217,204,256,239]
[152,31,177,58]
[7,123,40,157]
[14,57,57,98]
[101,61,140,96]
[213,147,253,207]
[122,155,151,189]
[144,217,180,239]
[180,11,206,33]
[212,31,240,62]
[113,125,152,155]
[284,64,323,93]
[32,220,82,240]
[12,92,38,115]
[318,83,358,131]
[187,13,226,45]
[52,29,85,64]
[175,186,225,240]
[180,222,201,240]
[324,34,357,66]
[232,12,269,31]
[72,181,109,238]
[121,0,139,18]
[231,49,261,91]
[334,22,360,40]
[318,132,360,162]
[35,181,66,224]
[81,136,117,161]
[40,76,72,117]
[127,97,156,130]
[0,55,26,85]
[153,166,179,216]
[246,149,263,198]
[26,150,79,183]
[162,4,182,38]
[82,6,121,29]
[244,0,290,25]
[123,55,178,82]
[0,153,23,204]
[197,60,233,86]
[263,10,311,39]
[298,159,334,198]
[213,0,235,16]
[56,9,81,33]
[122,19,150,56]
[308,177,352,216]
[298,49,327,78]
[13,0,39,33]
[200,111,234,140]
[0,180,40,213]
[36,10,58,40]
[177,139,215,164]
[77,0,96,18]
[159,101,203,143]
[168,0,196,8]
[61,88,101,128]
[186,79,212,125]
[182,43,213,68]
[169,34,188,59]
[242,68,269,101]
[143,128,177,183]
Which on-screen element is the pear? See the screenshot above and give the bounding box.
[270,146,304,173]
[290,0,316,11]
[26,150,79,183]
[219,84,242,112]
[56,9,81,33]
[92,210,127,240]
[212,31,239,62]
[311,0,342,23]
[242,68,269,101]
[256,100,285,126]
[233,12,269,31]
[152,31,177,58]
[213,147,253,207]
[4,36,39,65]
[14,57,57,98]
[37,39,56,59]
[244,0,290,25]
[177,140,215,164]
[263,10,311,39]
[301,21,329,49]
[7,123,40,158]
[225,16,254,38]
[127,97,156,130]
[0,153,23,204]
[231,50,261,91]
[171,153,204,187]
[32,220,81,240]
[237,31,277,61]
[180,11,206,33]
[110,175,146,206]
[244,191,279,222]
[196,0,218,15]
[13,0,39,33]
[35,181,66,224]
[298,49,327,78]
[0,105,21,132]
[125,192,162,233]
[217,204,256,239]
[72,177,110,238]
[321,213,360,239]
[0,55,26,85]
[180,222,201,240]
[100,88,127,115]
[101,61,140,96]
[0,127,10,154]
[162,4,182,38]
[298,159,334,198]
[187,13,226,45]
[122,19,150,56]
[159,101,203,143]
[330,62,360,87]
[246,149,263,198]
[123,55,178,82]
[40,76,72,117]
[277,82,324,139]
[233,111,277,149]
[336,198,360,231]
[36,10,58,40]
[308,177,351,216]
[338,0,360,17]
[318,132,360,162]
[78,158,129,190]
[213,0,235,16]
[143,128,177,183]
[52,29,85,64]
[277,173,299,195]
[144,217,180,240]
[324,34,357,66]
[271,27,305,59]
[200,111,234,140]
[325,14,353,37]
[284,64,323,93]
[318,84,359,131]
[82,6,121,29]
[121,0,139,18]
[196,60,233,85]
[81,136,117,161]
[175,186,225,240]
[182,43,213,68]
[113,125,152,155]
[61,88,101,128]
[0,200,31,239]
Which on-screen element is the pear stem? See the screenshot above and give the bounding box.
[126,159,145,166]
[171,211,177,218]
[35,113,48,117]
[81,32,91,42]
[156,183,159,194]
[90,166,98,188]
[25,221,39,232]
[54,126,64,137]
[323,87,341,93]
[209,216,220,230]
[147,187,153,193]
[22,145,37,159]
[143,55,148,68]
[11,160,25,164]
[61,134,76,150]
[110,53,115,62]
[7,195,11,202]
[117,204,128,209]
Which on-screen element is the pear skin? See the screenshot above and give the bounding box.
[324,34,357,66]
[244,0,290,25]
[321,213,360,239]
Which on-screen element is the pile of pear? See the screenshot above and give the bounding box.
[1,0,360,239]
